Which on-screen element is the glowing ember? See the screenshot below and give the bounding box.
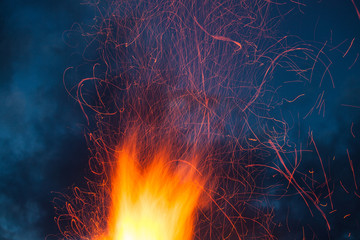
[98,136,207,240]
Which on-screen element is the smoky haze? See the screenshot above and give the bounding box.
[0,0,359,239]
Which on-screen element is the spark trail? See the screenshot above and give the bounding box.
[56,0,347,239]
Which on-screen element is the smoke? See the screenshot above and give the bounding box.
[0,0,90,239]
[0,0,359,239]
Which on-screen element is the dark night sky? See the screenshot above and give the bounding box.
[0,0,359,239]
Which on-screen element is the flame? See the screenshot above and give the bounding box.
[98,137,207,240]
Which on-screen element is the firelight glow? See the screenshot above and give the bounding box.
[98,137,207,240]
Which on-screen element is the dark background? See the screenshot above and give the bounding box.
[0,0,359,239]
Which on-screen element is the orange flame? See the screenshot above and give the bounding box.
[98,137,208,240]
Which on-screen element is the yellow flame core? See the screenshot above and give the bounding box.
[100,145,205,240]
